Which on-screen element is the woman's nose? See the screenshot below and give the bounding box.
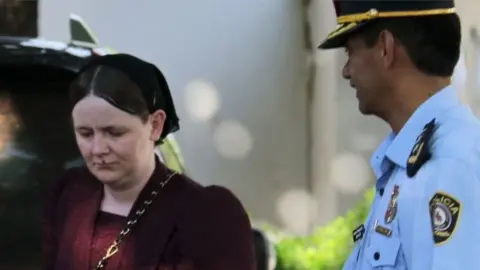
[91,135,109,155]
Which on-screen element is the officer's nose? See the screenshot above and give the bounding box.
[342,62,351,80]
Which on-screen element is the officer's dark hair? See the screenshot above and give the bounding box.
[360,14,461,77]
[69,65,150,123]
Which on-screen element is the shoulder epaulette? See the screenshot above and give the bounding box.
[406,119,436,177]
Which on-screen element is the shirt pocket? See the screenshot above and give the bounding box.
[365,233,401,268]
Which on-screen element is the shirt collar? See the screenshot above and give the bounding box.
[371,85,460,170]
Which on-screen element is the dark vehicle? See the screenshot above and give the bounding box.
[0,14,274,269]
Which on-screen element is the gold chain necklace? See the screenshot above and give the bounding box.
[94,171,177,270]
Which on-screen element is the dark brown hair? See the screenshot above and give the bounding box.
[69,65,150,122]
[360,14,461,77]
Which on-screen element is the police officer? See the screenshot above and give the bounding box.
[319,0,480,269]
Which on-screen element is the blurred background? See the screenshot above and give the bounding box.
[0,0,479,269]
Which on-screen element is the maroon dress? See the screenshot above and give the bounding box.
[42,160,256,270]
[89,212,126,269]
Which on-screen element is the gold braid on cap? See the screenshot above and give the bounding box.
[337,8,456,24]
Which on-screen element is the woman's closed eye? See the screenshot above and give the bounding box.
[75,127,93,138]
[108,130,125,137]
[104,127,128,138]
[74,126,127,138]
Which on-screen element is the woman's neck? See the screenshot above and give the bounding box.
[101,155,156,215]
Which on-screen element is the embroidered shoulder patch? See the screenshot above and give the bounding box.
[407,119,435,177]
[429,192,461,245]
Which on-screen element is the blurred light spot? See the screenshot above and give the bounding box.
[330,153,371,194]
[213,120,252,159]
[275,189,317,235]
[351,132,379,152]
[0,95,20,155]
[184,79,220,122]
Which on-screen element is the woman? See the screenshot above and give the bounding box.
[42,54,256,270]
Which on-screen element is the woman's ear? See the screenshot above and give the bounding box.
[149,109,166,142]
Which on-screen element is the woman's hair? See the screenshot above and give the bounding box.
[69,65,150,123]
[68,53,180,142]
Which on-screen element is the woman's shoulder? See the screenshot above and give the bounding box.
[175,174,245,211]
[195,184,245,209]
[173,174,255,268]
[174,173,249,223]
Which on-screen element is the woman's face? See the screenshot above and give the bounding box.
[72,95,160,187]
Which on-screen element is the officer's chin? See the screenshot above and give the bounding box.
[358,107,372,115]
[357,100,371,115]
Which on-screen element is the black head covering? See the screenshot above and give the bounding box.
[78,53,179,142]
[318,0,456,49]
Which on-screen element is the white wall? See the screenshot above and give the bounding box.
[455,1,480,109]
[39,0,308,229]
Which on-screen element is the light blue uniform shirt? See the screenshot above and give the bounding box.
[343,85,480,270]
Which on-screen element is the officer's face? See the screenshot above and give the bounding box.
[342,34,390,115]
[72,95,164,188]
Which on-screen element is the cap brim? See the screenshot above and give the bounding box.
[318,22,369,49]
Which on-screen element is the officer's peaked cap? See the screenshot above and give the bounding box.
[318,0,456,49]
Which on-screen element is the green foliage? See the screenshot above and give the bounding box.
[268,188,375,270]
[159,134,186,173]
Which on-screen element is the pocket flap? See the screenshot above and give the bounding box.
[366,234,401,267]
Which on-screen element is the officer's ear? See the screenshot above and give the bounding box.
[377,29,396,68]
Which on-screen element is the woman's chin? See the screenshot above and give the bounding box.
[91,169,121,184]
